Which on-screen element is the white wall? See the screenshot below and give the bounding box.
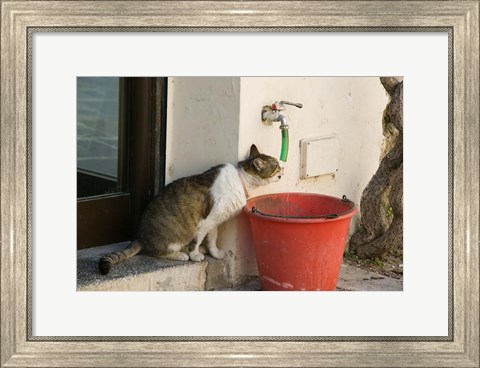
[166,77,241,182]
[166,77,389,285]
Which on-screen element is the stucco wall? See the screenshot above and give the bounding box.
[165,77,241,182]
[166,77,389,285]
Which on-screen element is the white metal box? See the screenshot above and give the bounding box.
[300,134,340,179]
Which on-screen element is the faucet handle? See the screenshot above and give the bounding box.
[278,100,303,109]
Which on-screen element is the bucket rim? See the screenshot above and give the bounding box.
[243,192,357,223]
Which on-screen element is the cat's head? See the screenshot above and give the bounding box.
[240,144,283,186]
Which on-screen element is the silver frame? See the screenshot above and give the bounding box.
[1,1,478,367]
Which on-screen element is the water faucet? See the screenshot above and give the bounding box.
[262,100,303,129]
[261,100,303,162]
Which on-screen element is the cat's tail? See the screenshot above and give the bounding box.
[99,240,143,275]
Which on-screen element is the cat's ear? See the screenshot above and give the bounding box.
[253,158,266,172]
[249,144,261,158]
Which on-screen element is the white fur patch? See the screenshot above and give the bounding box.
[209,164,247,222]
[167,243,185,252]
[207,163,282,222]
[189,163,280,260]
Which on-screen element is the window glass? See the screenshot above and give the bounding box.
[77,77,125,198]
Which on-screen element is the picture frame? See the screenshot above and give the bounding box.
[1,1,478,367]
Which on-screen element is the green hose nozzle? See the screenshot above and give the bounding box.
[261,100,302,163]
[280,128,289,162]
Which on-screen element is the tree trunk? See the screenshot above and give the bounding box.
[349,78,403,259]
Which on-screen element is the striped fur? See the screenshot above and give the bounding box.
[99,240,143,275]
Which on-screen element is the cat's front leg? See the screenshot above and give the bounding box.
[189,224,207,262]
[189,219,222,262]
[189,243,205,262]
[206,227,226,260]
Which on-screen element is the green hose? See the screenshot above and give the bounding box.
[280,128,289,162]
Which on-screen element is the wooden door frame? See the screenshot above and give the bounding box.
[77,77,167,249]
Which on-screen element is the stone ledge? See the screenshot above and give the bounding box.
[77,242,228,291]
[77,243,403,292]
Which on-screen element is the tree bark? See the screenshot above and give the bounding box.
[349,78,403,259]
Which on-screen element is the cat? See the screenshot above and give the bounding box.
[99,144,282,275]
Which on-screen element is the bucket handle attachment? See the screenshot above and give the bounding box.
[342,195,353,202]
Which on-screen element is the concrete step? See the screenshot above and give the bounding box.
[77,243,403,292]
[77,242,228,291]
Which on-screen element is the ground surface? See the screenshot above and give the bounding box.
[343,252,403,279]
[220,263,403,291]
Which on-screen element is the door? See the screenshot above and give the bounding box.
[76,77,167,249]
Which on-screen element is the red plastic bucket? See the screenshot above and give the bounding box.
[244,193,357,291]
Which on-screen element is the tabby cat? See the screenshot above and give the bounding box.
[99,144,282,275]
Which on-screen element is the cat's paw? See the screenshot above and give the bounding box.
[189,252,205,262]
[176,252,190,261]
[164,251,189,261]
[210,249,226,260]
